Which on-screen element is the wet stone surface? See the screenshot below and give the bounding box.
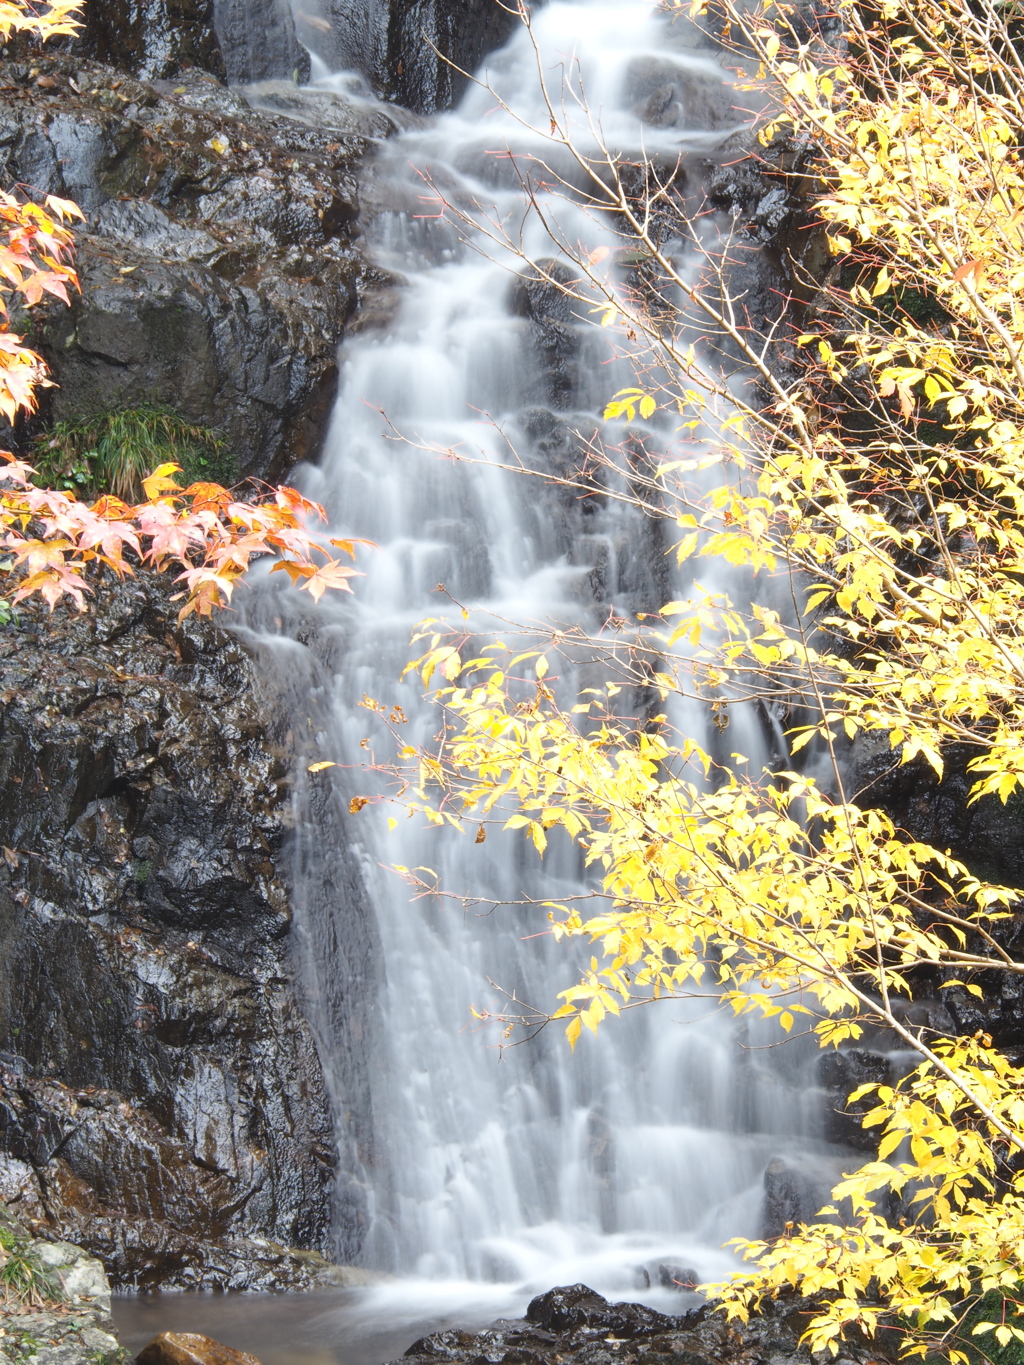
[0,1219,120,1365]
[0,54,391,482]
[393,1285,895,1365]
[135,1331,261,1365]
[0,574,339,1288]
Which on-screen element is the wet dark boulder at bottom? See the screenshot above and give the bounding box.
[0,572,341,1288]
[396,1285,898,1365]
[526,1285,677,1338]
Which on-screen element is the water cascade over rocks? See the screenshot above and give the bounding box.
[240,0,843,1316]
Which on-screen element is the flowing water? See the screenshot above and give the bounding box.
[235,0,842,1330]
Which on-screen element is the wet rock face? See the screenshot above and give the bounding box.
[0,574,336,1288]
[2,56,383,482]
[816,1049,893,1150]
[761,1159,831,1241]
[214,0,310,86]
[65,0,521,109]
[299,0,521,114]
[847,731,1024,1051]
[509,261,585,411]
[697,131,831,373]
[396,1285,894,1365]
[378,0,522,112]
[69,0,226,83]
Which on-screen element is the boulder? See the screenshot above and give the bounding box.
[624,55,734,131]
[0,1213,123,1365]
[137,1333,263,1365]
[657,1263,699,1291]
[526,1284,615,1334]
[32,1240,111,1312]
[525,1285,677,1339]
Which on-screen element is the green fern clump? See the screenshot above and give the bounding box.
[32,405,237,502]
[0,1225,53,1306]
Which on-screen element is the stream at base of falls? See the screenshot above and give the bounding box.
[111,1279,701,1365]
[211,0,848,1332]
[111,1288,480,1365]
[111,1287,506,1365]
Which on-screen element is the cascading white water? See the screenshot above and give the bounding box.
[239,0,844,1320]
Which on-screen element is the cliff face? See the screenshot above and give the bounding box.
[297,0,522,113]
[1,54,379,484]
[67,0,523,112]
[0,575,338,1288]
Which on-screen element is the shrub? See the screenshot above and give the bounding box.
[33,405,237,501]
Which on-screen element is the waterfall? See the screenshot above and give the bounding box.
[239,0,842,1315]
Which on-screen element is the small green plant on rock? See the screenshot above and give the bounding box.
[0,1228,53,1306]
[2,1330,42,1361]
[33,405,237,501]
[86,1348,132,1365]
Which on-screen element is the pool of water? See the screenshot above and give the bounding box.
[113,1277,586,1365]
[112,1275,702,1365]
[112,1287,487,1365]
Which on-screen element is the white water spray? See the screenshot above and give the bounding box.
[240,0,841,1321]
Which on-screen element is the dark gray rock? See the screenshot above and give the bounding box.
[1,56,375,483]
[846,729,1024,1052]
[657,1265,699,1292]
[303,0,522,114]
[624,55,735,131]
[762,1157,832,1240]
[215,0,309,86]
[526,1286,677,1339]
[396,1285,897,1365]
[816,1049,892,1150]
[65,0,522,112]
[509,261,585,411]
[0,573,339,1288]
[64,0,227,83]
